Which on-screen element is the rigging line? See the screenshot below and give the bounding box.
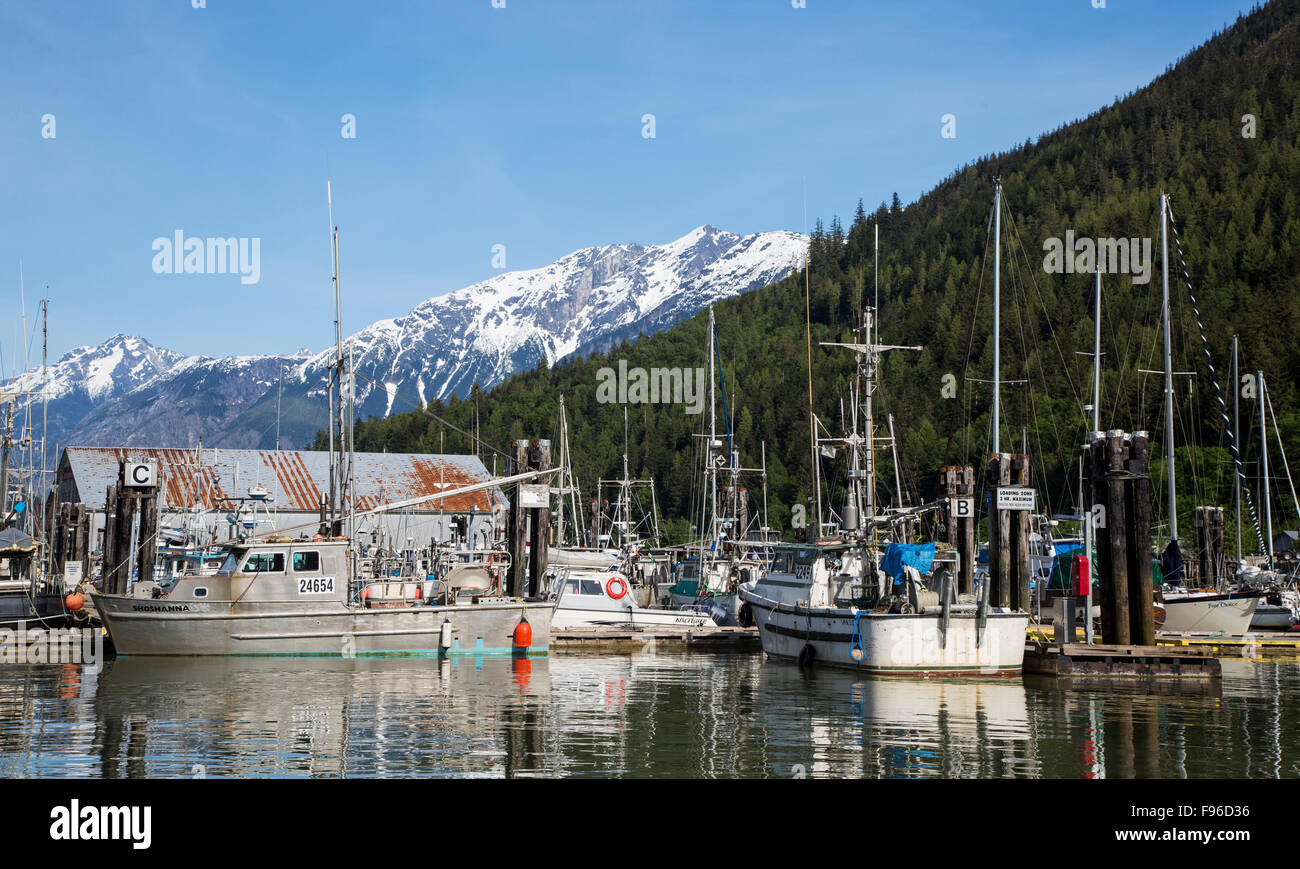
[1002,190,1084,409]
[960,199,995,466]
[1265,384,1300,526]
[1009,254,1063,514]
[349,368,511,461]
[1165,202,1263,552]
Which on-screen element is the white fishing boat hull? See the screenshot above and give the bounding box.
[553,605,712,630]
[742,588,1028,676]
[94,593,552,656]
[1159,592,1259,635]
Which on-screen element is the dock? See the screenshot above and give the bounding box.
[553,625,761,653]
[1156,631,1300,659]
[1023,640,1221,678]
[1031,624,1300,660]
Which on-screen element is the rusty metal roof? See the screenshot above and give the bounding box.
[58,447,506,513]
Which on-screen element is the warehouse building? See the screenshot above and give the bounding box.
[54,446,508,554]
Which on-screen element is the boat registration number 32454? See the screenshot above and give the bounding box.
[298,576,336,595]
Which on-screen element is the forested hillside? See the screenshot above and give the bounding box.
[325,0,1300,549]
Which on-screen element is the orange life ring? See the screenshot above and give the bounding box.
[606,577,627,599]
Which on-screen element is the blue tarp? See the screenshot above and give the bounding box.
[881,542,936,581]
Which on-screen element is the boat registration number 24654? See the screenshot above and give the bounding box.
[298,576,336,595]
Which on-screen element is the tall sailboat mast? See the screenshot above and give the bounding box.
[1091,270,1102,435]
[1232,335,1241,560]
[1160,192,1178,543]
[1260,370,1273,571]
[992,180,1002,455]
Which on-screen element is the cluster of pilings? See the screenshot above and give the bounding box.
[508,439,551,598]
[1194,505,1225,588]
[1087,430,1155,646]
[102,460,161,595]
[939,465,977,594]
[986,453,1032,611]
[46,501,90,579]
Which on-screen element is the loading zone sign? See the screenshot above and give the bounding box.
[125,460,158,488]
[996,487,1036,510]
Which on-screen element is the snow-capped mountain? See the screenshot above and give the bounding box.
[0,225,805,451]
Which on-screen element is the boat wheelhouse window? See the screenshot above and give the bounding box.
[293,551,320,572]
[244,552,284,573]
[564,579,580,594]
[580,579,605,596]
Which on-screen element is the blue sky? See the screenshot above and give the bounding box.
[0,0,1260,367]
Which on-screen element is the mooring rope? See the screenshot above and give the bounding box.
[1165,201,1264,556]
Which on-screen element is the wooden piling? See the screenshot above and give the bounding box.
[508,440,529,597]
[1105,431,1130,645]
[986,454,1012,610]
[1126,432,1156,646]
[940,465,977,594]
[527,440,552,598]
[1010,454,1031,612]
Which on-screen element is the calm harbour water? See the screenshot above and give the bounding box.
[0,652,1296,778]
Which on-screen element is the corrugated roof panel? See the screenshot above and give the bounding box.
[60,447,505,513]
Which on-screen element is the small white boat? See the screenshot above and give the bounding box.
[551,567,715,630]
[1158,588,1259,635]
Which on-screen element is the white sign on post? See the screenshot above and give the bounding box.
[519,484,549,509]
[63,561,84,593]
[996,487,1036,510]
[951,497,975,519]
[125,460,158,488]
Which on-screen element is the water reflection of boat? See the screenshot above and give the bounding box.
[93,655,552,777]
[755,661,1032,778]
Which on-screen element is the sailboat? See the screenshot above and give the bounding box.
[93,185,555,656]
[669,306,769,624]
[1146,193,1259,635]
[742,201,1030,674]
[0,294,67,628]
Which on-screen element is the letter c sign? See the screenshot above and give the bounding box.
[126,461,157,488]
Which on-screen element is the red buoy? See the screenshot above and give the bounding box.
[513,617,532,650]
[64,593,85,612]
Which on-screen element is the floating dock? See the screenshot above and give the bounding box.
[1155,631,1300,659]
[553,625,761,653]
[1023,640,1221,678]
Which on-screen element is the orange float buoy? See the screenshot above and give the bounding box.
[64,593,85,611]
[513,617,532,650]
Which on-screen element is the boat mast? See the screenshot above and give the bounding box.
[1232,335,1241,561]
[804,253,821,540]
[1092,269,1102,436]
[1260,369,1273,571]
[40,298,48,576]
[708,306,718,553]
[992,180,1002,455]
[1160,192,1178,544]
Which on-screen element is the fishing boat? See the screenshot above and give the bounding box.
[745,204,1029,674]
[550,564,714,629]
[1,525,66,628]
[95,535,550,655]
[93,184,552,657]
